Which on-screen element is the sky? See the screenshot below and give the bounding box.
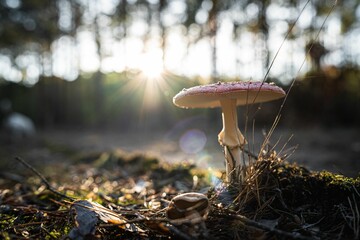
[0,0,359,86]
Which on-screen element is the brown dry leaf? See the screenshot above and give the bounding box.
[71,200,144,233]
[69,200,98,239]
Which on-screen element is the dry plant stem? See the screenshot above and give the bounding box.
[14,156,74,201]
[261,1,337,147]
[218,99,246,183]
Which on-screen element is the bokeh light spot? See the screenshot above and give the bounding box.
[179,129,207,154]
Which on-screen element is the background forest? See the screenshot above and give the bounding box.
[0,0,359,129]
[1,2,360,239]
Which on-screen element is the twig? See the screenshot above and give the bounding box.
[213,212,317,240]
[40,225,58,240]
[14,156,74,201]
[98,217,168,227]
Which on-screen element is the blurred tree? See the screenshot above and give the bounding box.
[1,0,359,83]
[182,0,236,82]
[0,0,59,49]
[157,0,168,68]
[0,0,58,80]
[0,0,359,127]
[306,41,328,70]
[0,0,82,81]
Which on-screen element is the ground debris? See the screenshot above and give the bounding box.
[216,157,360,239]
[0,150,359,239]
[69,200,98,239]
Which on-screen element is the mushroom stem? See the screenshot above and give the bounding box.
[218,99,247,183]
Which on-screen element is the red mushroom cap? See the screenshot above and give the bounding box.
[173,81,286,109]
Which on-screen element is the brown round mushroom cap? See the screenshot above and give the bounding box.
[166,192,209,225]
[173,81,286,109]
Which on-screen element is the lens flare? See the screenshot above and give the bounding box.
[179,129,207,154]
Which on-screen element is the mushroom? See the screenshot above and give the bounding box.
[173,81,285,183]
[166,192,209,225]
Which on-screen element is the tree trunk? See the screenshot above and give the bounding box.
[209,0,218,83]
[93,4,105,126]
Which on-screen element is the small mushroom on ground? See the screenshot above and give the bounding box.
[173,81,285,183]
[166,192,209,225]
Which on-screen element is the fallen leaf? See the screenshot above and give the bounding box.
[70,199,145,235]
[68,200,98,240]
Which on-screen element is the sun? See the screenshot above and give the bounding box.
[135,47,171,114]
[118,44,170,118]
[138,48,164,80]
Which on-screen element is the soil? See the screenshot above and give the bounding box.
[26,126,360,177]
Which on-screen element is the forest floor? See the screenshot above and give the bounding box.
[0,126,359,239]
[33,126,360,176]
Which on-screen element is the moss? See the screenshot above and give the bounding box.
[0,232,11,240]
[0,208,73,239]
[317,171,360,190]
[225,159,360,239]
[273,163,360,208]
